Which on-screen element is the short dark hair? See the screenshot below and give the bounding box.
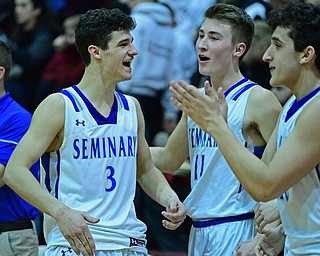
[204,3,254,60]
[75,8,136,66]
[0,40,12,82]
[267,2,320,71]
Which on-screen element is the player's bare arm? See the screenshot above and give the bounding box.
[244,87,281,145]
[0,164,5,188]
[169,80,320,201]
[4,94,100,256]
[4,93,66,210]
[133,97,187,230]
[150,112,189,173]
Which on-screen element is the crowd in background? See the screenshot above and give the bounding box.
[0,0,319,255]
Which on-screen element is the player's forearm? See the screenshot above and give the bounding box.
[0,164,5,188]
[150,146,181,174]
[207,118,276,201]
[4,163,67,219]
[138,166,178,207]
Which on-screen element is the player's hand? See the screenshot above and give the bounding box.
[161,197,186,230]
[234,234,263,256]
[55,207,100,256]
[255,225,285,256]
[169,80,227,134]
[255,200,280,232]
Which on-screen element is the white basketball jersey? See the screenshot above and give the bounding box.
[184,78,259,219]
[43,86,147,253]
[277,88,320,255]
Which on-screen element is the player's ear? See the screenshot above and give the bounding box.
[88,45,102,60]
[234,42,246,58]
[300,46,315,64]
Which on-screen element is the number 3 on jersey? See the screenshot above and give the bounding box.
[194,154,205,180]
[105,165,116,192]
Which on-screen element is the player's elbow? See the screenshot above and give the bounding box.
[3,166,12,186]
[249,187,279,202]
[3,161,19,188]
[245,181,280,202]
[151,149,183,174]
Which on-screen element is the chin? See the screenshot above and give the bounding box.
[198,67,210,77]
[121,74,132,81]
[269,77,279,87]
[270,81,282,88]
[124,76,132,81]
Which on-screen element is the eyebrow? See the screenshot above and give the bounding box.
[117,37,131,45]
[271,36,283,43]
[198,29,222,37]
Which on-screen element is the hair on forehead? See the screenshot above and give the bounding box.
[75,8,136,67]
[203,3,254,61]
[267,2,320,70]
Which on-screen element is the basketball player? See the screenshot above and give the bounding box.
[150,3,281,255]
[169,2,320,255]
[3,8,186,256]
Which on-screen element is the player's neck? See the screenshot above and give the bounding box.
[289,70,320,100]
[211,73,244,92]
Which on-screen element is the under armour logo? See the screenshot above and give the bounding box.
[75,119,86,126]
[61,248,73,256]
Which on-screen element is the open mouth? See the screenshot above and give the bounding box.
[199,54,210,62]
[123,60,131,68]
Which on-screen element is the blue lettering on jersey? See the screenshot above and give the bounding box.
[108,137,116,157]
[91,138,101,158]
[189,128,217,148]
[105,165,116,192]
[119,136,126,156]
[73,136,137,159]
[194,154,205,180]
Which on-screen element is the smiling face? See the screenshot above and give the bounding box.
[262,26,301,89]
[100,30,138,83]
[196,18,236,79]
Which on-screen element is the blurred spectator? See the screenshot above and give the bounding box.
[268,0,304,9]
[240,0,272,20]
[0,39,41,256]
[241,20,272,89]
[46,0,67,15]
[117,0,192,253]
[219,0,272,20]
[166,0,217,37]
[159,0,198,133]
[305,0,320,4]
[117,0,179,144]
[33,14,83,107]
[5,0,60,113]
[55,0,130,18]
[0,0,14,41]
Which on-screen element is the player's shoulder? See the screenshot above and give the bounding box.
[297,93,320,122]
[246,86,282,120]
[33,93,65,121]
[125,94,139,108]
[44,92,65,107]
[249,86,278,103]
[248,86,280,108]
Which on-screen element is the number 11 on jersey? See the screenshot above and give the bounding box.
[194,154,205,180]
